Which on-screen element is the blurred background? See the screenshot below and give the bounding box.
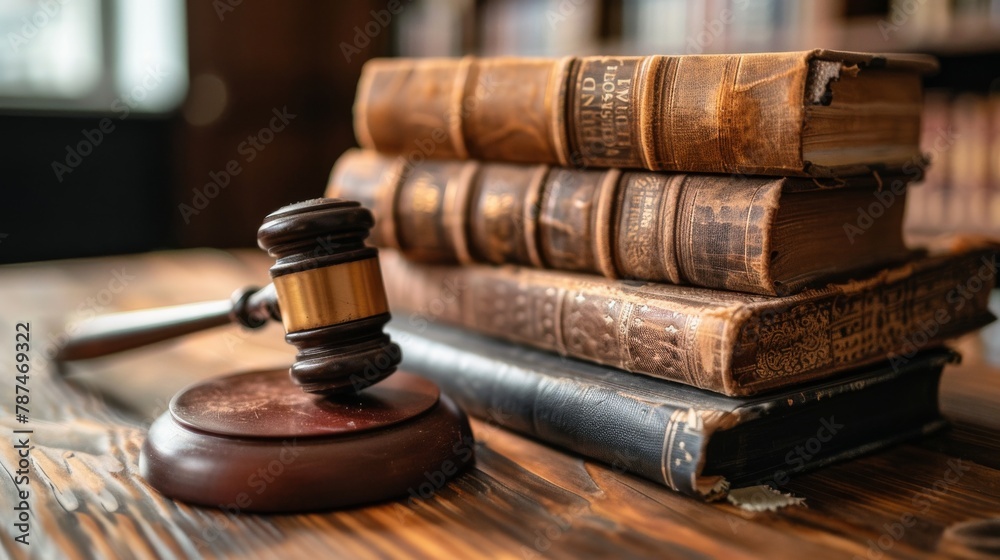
[1,0,998,264]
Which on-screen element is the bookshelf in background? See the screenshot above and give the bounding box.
[908,91,1000,239]
[392,0,1000,237]
[393,0,1000,57]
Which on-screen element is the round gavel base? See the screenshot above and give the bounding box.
[140,369,474,513]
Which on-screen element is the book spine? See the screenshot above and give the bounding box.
[379,250,996,396]
[354,53,816,175]
[328,149,787,295]
[357,52,936,175]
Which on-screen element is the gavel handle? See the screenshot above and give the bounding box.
[56,285,280,361]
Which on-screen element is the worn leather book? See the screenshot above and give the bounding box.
[380,249,996,396]
[328,149,914,296]
[392,320,952,499]
[354,50,937,177]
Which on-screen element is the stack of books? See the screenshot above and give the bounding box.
[326,51,997,500]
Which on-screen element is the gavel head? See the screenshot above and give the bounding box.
[257,198,400,395]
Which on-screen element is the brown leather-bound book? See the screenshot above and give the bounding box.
[354,50,937,177]
[379,249,997,396]
[327,149,914,296]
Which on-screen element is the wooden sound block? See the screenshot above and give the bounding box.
[139,369,474,513]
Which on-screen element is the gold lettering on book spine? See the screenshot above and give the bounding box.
[570,57,643,168]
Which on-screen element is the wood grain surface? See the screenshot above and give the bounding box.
[2,249,1000,560]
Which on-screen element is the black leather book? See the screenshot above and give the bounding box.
[390,322,952,500]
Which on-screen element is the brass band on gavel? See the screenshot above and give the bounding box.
[272,257,389,333]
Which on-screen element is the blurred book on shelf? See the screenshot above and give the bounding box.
[905,92,1000,239]
[392,0,1000,58]
[395,0,475,57]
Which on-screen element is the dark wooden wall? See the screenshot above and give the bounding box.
[0,0,389,263]
[175,0,389,249]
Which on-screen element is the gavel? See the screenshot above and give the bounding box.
[58,198,473,512]
[59,198,399,394]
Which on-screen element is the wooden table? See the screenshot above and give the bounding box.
[3,249,1000,559]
